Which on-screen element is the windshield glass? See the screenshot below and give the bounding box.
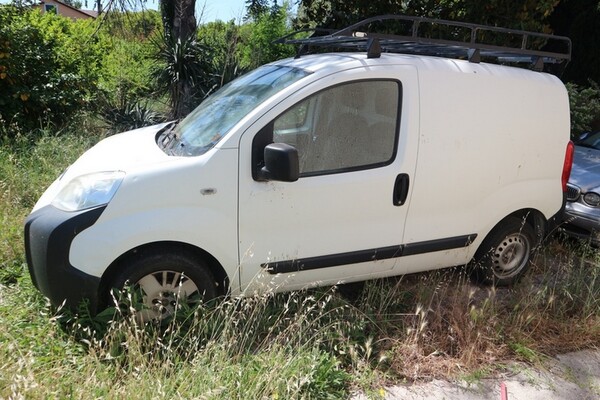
[579,131,600,150]
[164,65,311,156]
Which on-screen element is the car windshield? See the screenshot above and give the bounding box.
[162,65,311,156]
[578,131,600,150]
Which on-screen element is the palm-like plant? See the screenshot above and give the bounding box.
[153,0,216,119]
[154,31,216,119]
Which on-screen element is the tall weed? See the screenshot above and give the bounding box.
[1,129,599,397]
[0,132,97,283]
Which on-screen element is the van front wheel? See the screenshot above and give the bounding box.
[111,251,218,322]
[470,217,536,286]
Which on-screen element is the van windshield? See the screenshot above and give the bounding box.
[164,65,311,156]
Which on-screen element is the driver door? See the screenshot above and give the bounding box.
[237,67,420,292]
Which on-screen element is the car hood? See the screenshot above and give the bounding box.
[64,123,173,177]
[569,146,600,192]
[31,123,174,212]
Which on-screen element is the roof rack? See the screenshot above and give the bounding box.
[276,15,571,75]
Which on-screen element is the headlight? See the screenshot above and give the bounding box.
[52,171,125,212]
[583,192,600,207]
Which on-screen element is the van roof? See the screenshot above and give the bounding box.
[278,15,571,76]
[273,52,561,83]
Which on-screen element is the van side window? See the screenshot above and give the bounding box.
[273,80,400,176]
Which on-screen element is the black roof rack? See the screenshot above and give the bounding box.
[276,15,571,75]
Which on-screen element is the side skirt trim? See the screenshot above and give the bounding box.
[262,234,477,274]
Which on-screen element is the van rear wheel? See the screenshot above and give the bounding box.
[111,251,217,322]
[470,217,536,286]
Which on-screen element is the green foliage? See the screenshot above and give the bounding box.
[198,20,247,87]
[296,0,558,32]
[197,7,297,89]
[102,10,163,40]
[246,0,270,20]
[0,7,103,137]
[239,2,296,70]
[566,81,600,137]
[1,133,599,396]
[62,0,83,8]
[0,132,97,285]
[98,38,156,101]
[93,11,166,131]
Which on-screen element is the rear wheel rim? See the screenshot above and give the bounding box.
[491,233,530,279]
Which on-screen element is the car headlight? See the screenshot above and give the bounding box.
[583,192,600,207]
[52,171,125,212]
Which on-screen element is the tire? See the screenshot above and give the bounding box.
[111,250,218,322]
[336,281,365,303]
[470,216,536,286]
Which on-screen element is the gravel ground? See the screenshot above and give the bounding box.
[353,349,600,400]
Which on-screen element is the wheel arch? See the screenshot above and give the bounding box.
[507,208,546,247]
[470,208,545,286]
[476,208,547,257]
[98,241,230,307]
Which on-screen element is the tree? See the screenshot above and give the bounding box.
[155,0,214,118]
[160,0,196,43]
[246,0,270,20]
[549,0,600,84]
[103,0,209,119]
[239,2,296,70]
[295,0,558,33]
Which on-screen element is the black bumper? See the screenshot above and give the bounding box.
[24,205,106,312]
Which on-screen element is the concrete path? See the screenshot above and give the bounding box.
[353,350,600,399]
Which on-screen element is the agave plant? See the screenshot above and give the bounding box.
[97,94,166,134]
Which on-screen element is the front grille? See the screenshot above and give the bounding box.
[566,184,580,201]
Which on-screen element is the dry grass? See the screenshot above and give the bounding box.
[356,240,600,383]
[1,134,599,397]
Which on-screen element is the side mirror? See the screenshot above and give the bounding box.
[258,143,299,182]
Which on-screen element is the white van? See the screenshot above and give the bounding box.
[25,16,574,320]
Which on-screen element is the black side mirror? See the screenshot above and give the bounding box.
[258,143,299,182]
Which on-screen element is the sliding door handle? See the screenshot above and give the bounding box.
[393,173,410,206]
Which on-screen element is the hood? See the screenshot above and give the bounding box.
[31,123,174,212]
[569,145,600,192]
[62,123,172,180]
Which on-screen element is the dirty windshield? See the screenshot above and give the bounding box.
[164,65,311,156]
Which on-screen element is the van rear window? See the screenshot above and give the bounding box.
[165,65,311,156]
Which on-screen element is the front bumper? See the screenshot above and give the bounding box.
[24,205,106,312]
[561,201,600,244]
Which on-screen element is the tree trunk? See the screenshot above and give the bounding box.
[161,0,198,119]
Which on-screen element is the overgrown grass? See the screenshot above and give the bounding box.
[1,134,599,398]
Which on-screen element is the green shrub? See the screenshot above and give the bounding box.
[102,10,162,41]
[98,38,157,103]
[198,20,247,87]
[0,7,103,138]
[566,81,600,138]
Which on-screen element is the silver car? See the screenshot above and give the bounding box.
[563,131,600,245]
